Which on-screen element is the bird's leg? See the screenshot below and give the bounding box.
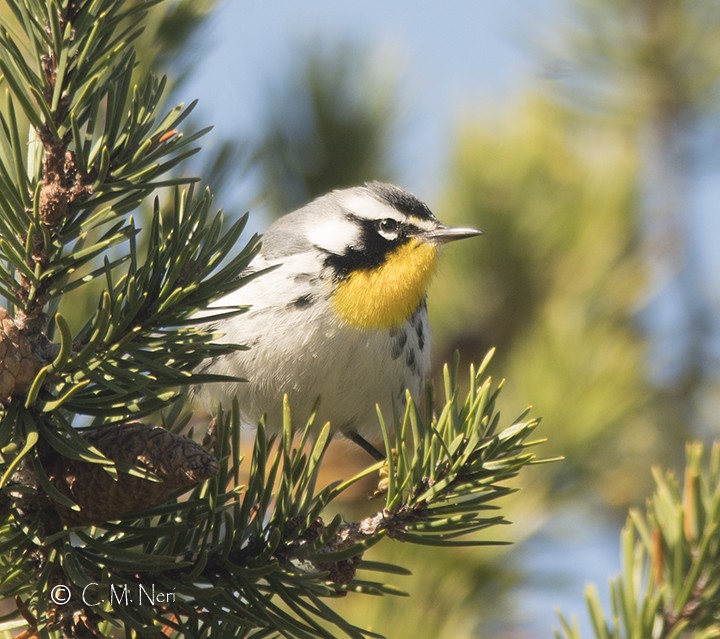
[345,430,386,461]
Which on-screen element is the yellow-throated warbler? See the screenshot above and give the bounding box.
[192,182,481,458]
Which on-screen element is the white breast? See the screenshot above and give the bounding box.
[192,252,431,438]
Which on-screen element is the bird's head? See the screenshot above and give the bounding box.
[268,182,482,330]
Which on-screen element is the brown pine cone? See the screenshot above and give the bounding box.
[0,308,42,400]
[50,422,219,526]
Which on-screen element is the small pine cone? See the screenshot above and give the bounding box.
[0,308,42,400]
[318,555,362,586]
[316,522,365,585]
[51,422,218,526]
[38,181,69,227]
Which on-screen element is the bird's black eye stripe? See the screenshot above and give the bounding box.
[323,216,411,279]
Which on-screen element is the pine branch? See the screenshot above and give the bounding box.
[555,442,720,639]
[0,0,237,341]
[0,0,261,474]
[2,358,543,639]
[0,3,260,633]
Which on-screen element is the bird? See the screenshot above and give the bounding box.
[191,182,481,459]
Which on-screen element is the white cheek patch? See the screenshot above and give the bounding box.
[305,214,358,255]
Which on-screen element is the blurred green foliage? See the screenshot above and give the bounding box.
[557,0,720,122]
[432,97,688,506]
[557,0,720,405]
[0,3,545,637]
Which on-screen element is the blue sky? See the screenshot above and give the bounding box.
[185,0,559,209]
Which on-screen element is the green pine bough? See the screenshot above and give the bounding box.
[556,443,720,639]
[1,356,545,638]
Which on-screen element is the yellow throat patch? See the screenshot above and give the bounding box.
[332,239,438,329]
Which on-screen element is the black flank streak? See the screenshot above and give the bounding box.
[416,321,425,350]
[390,329,407,360]
[406,349,416,370]
[398,330,408,349]
[294,272,318,285]
[196,360,214,374]
[290,294,315,309]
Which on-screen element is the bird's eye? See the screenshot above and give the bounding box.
[377,218,399,238]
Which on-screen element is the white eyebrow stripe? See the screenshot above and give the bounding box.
[337,192,439,232]
[404,215,437,231]
[337,192,405,221]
